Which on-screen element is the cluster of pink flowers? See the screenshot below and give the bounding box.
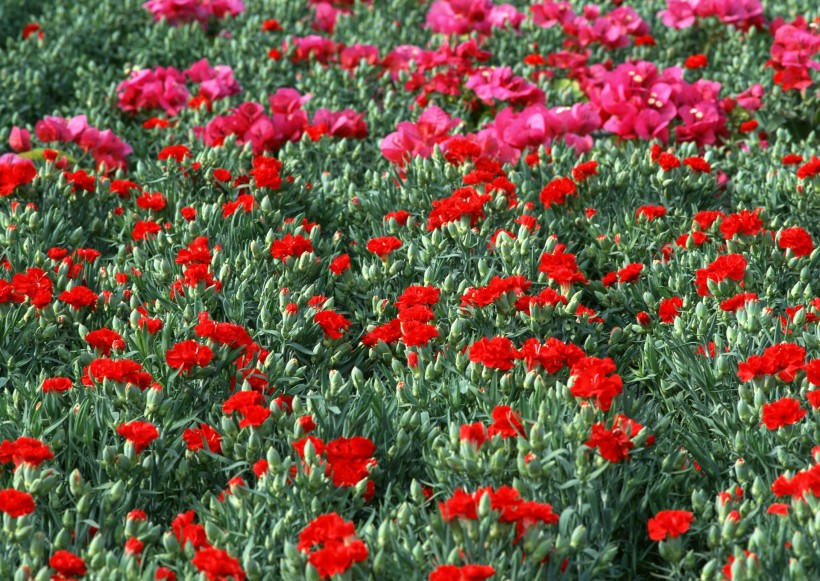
[476,102,601,161]
[531,2,650,50]
[425,0,525,36]
[585,60,727,147]
[117,59,241,117]
[767,17,820,91]
[381,106,461,166]
[308,0,372,34]
[381,101,600,167]
[280,36,385,77]
[658,0,763,31]
[465,66,544,106]
[142,0,245,27]
[196,89,367,154]
[11,115,132,171]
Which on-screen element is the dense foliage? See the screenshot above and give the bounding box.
[1,0,820,579]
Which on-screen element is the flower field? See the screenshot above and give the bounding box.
[2,0,820,579]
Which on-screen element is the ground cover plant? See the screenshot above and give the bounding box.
[1,0,820,579]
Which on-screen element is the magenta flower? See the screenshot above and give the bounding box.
[312,109,368,139]
[184,59,242,102]
[465,67,545,106]
[381,106,460,166]
[116,66,189,116]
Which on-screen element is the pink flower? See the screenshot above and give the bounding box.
[311,109,368,139]
[339,44,380,71]
[289,35,340,65]
[768,22,820,91]
[184,59,242,102]
[35,115,88,143]
[426,0,494,35]
[195,89,309,155]
[530,1,575,28]
[465,67,545,106]
[8,127,31,153]
[736,84,764,111]
[142,0,244,27]
[116,66,189,116]
[487,4,526,31]
[658,0,700,29]
[381,106,460,166]
[491,103,600,155]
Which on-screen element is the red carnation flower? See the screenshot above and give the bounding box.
[468,337,522,370]
[166,340,213,373]
[779,226,814,257]
[540,177,576,207]
[647,510,693,541]
[636,204,667,220]
[683,156,711,173]
[41,377,73,393]
[329,254,350,274]
[12,267,53,308]
[49,550,87,578]
[314,310,352,339]
[367,236,402,259]
[191,547,246,581]
[684,53,708,69]
[270,234,313,261]
[761,397,806,430]
[183,423,223,453]
[298,513,369,580]
[572,160,598,182]
[796,156,820,179]
[136,191,167,211]
[429,564,496,581]
[250,155,283,189]
[85,328,125,356]
[0,489,35,517]
[487,406,526,439]
[538,244,587,286]
[157,144,191,163]
[658,297,683,323]
[117,420,159,453]
[657,152,680,171]
[132,219,161,241]
[0,436,54,467]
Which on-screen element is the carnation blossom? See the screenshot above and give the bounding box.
[647,509,693,541]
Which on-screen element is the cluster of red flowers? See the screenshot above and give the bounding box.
[117,420,160,454]
[737,343,807,383]
[293,435,378,500]
[169,511,246,580]
[297,513,368,579]
[223,391,271,428]
[460,405,526,448]
[429,564,496,581]
[461,275,530,308]
[0,436,54,468]
[362,284,441,350]
[694,254,746,296]
[427,187,492,231]
[586,415,653,463]
[538,243,587,286]
[569,356,623,411]
[171,236,222,296]
[82,357,153,389]
[439,486,559,542]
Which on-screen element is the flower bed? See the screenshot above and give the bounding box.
[1,0,820,579]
